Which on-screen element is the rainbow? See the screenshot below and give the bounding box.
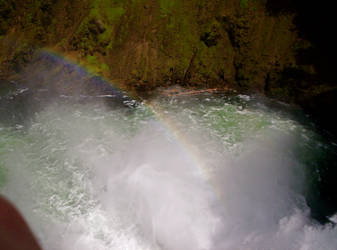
[34,49,220,198]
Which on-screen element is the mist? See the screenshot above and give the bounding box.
[1,93,336,250]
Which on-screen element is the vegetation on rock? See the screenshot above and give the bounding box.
[0,0,336,132]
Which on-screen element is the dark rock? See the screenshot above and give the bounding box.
[200,31,220,47]
[89,18,106,35]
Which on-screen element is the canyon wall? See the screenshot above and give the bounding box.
[1,0,336,132]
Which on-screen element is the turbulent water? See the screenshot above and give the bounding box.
[1,85,337,249]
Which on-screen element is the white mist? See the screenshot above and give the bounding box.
[1,97,337,250]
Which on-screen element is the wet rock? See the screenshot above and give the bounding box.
[89,18,106,35]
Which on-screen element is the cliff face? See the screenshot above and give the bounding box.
[0,0,296,90]
[1,0,336,130]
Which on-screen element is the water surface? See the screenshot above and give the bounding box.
[1,84,337,250]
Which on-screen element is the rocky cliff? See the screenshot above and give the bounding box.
[1,0,336,132]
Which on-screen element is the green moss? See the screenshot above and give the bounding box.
[25,13,33,24]
[90,0,125,22]
[159,0,176,16]
[240,0,249,8]
[84,54,110,75]
[90,7,99,17]
[98,29,112,44]
[87,55,98,65]
[156,1,201,80]
[73,0,126,53]
[106,41,114,50]
[106,7,125,22]
[101,63,109,71]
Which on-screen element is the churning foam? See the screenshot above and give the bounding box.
[1,98,336,250]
